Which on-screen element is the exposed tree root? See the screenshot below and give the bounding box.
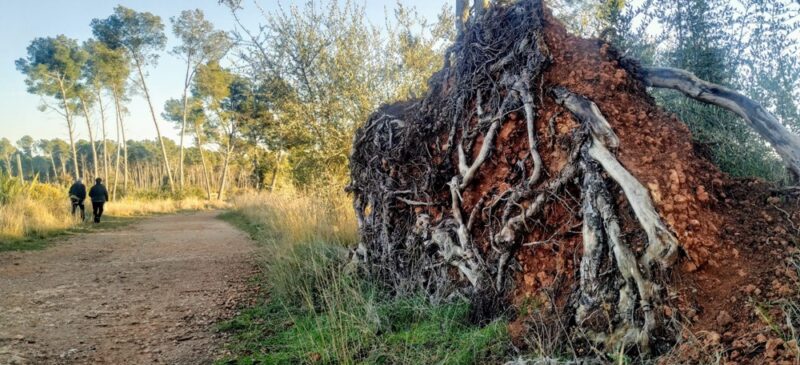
[344,0,800,359]
[551,88,677,352]
[349,0,677,354]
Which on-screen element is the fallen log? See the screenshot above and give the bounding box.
[641,66,800,179]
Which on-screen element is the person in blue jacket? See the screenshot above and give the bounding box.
[68,178,86,221]
[88,178,109,223]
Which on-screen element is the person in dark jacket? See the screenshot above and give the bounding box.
[88,178,109,223]
[68,178,86,221]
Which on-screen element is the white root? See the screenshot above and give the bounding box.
[424,177,485,288]
[588,139,679,267]
[552,88,679,352]
[396,196,436,206]
[458,111,502,189]
[430,228,481,287]
[495,146,582,245]
[513,77,544,185]
[450,177,471,253]
[584,158,656,351]
[458,77,519,189]
[643,67,800,178]
[554,88,679,267]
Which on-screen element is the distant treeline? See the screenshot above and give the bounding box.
[0,136,259,199]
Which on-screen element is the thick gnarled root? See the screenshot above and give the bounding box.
[554,88,679,268]
[554,87,677,352]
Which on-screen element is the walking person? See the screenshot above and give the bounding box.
[68,178,86,221]
[89,178,109,223]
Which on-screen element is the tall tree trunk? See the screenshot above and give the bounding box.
[135,61,175,192]
[15,153,23,182]
[79,95,99,179]
[81,154,88,182]
[269,150,282,192]
[49,154,57,182]
[96,89,110,180]
[58,78,80,179]
[112,88,128,193]
[59,156,66,178]
[112,106,123,201]
[194,121,213,200]
[178,57,193,191]
[217,131,235,200]
[4,157,12,177]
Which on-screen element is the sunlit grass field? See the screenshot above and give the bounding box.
[0,175,229,247]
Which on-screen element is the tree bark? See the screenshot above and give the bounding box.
[4,157,13,177]
[96,89,109,180]
[642,66,800,179]
[15,153,23,182]
[194,121,213,200]
[269,150,283,192]
[135,61,175,192]
[217,133,234,200]
[112,104,122,200]
[59,156,66,178]
[78,95,99,179]
[49,154,57,182]
[58,78,80,180]
[112,87,128,193]
[81,154,88,182]
[178,57,193,191]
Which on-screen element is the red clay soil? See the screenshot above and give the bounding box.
[501,12,800,363]
[667,180,800,364]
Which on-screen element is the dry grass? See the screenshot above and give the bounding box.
[229,190,358,248]
[106,197,229,217]
[0,176,229,242]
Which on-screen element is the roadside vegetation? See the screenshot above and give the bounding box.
[217,191,511,364]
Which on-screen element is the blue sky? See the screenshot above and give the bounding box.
[0,0,447,145]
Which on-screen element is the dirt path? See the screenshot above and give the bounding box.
[0,211,257,365]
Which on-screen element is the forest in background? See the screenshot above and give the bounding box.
[4,0,798,202]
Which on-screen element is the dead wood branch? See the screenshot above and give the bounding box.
[643,67,800,179]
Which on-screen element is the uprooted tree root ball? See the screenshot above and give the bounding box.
[348,0,800,361]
